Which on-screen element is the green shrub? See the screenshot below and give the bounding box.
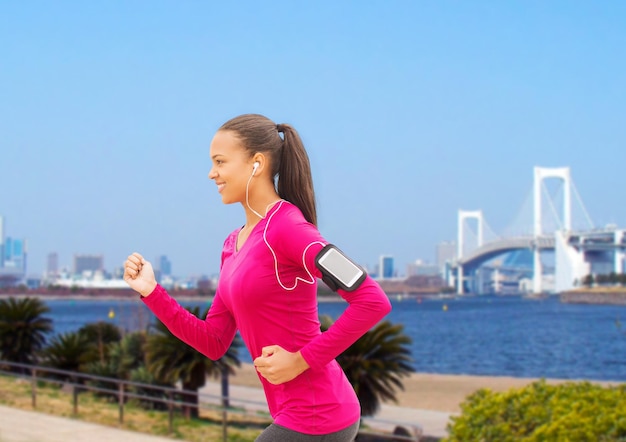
[445,380,626,442]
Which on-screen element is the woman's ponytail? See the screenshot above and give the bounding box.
[277,124,317,226]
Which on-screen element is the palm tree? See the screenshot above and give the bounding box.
[84,331,151,401]
[145,306,242,419]
[129,365,174,411]
[40,331,92,379]
[78,321,122,363]
[321,315,414,416]
[107,331,147,379]
[0,297,53,371]
[80,322,130,400]
[83,359,123,401]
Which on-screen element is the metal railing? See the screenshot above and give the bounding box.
[0,360,423,441]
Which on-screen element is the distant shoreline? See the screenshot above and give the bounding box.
[4,287,626,305]
[0,290,349,303]
[0,282,450,302]
[560,289,626,305]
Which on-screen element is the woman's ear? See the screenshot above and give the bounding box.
[252,153,267,175]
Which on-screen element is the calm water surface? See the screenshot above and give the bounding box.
[44,295,626,381]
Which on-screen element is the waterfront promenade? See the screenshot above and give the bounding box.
[0,397,451,441]
[0,405,179,442]
[4,362,620,442]
[0,362,452,441]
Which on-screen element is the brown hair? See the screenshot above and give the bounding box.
[219,114,317,226]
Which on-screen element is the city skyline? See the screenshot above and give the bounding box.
[2,2,625,278]
[1,208,446,279]
[1,214,438,281]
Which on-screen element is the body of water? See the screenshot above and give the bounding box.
[44,295,626,382]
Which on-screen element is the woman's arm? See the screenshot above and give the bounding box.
[125,253,237,360]
[142,284,238,360]
[254,274,391,384]
[253,207,391,382]
[299,276,391,369]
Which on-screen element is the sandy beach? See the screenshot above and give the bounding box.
[228,363,622,413]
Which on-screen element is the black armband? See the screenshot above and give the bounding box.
[315,244,367,291]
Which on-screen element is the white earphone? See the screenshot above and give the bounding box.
[247,161,264,219]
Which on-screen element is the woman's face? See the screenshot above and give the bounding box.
[208,130,254,205]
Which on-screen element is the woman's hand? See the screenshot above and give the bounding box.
[123,252,157,297]
[253,345,310,385]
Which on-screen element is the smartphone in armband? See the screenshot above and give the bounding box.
[315,244,367,292]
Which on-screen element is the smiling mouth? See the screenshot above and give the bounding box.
[217,183,225,193]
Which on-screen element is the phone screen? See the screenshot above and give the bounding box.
[317,247,364,288]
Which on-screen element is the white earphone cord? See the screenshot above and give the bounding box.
[245,171,265,219]
[246,166,321,290]
[263,202,323,291]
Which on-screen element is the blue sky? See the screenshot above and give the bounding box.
[2,1,625,277]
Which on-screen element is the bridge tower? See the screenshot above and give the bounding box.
[456,210,484,294]
[533,167,572,293]
[615,230,625,274]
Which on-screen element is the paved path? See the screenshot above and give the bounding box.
[0,405,177,442]
[0,381,455,441]
[200,382,454,438]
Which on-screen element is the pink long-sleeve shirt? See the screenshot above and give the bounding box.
[142,200,391,434]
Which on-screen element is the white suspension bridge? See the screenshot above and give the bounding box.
[450,166,626,295]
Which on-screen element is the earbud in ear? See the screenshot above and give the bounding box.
[252,162,260,176]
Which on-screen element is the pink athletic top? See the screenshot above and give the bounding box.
[142,200,392,434]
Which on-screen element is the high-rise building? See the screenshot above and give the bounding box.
[3,237,11,261]
[0,215,5,268]
[3,237,27,272]
[436,241,457,275]
[47,252,59,277]
[406,259,439,277]
[0,217,27,287]
[157,255,172,277]
[379,255,394,279]
[74,254,104,275]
